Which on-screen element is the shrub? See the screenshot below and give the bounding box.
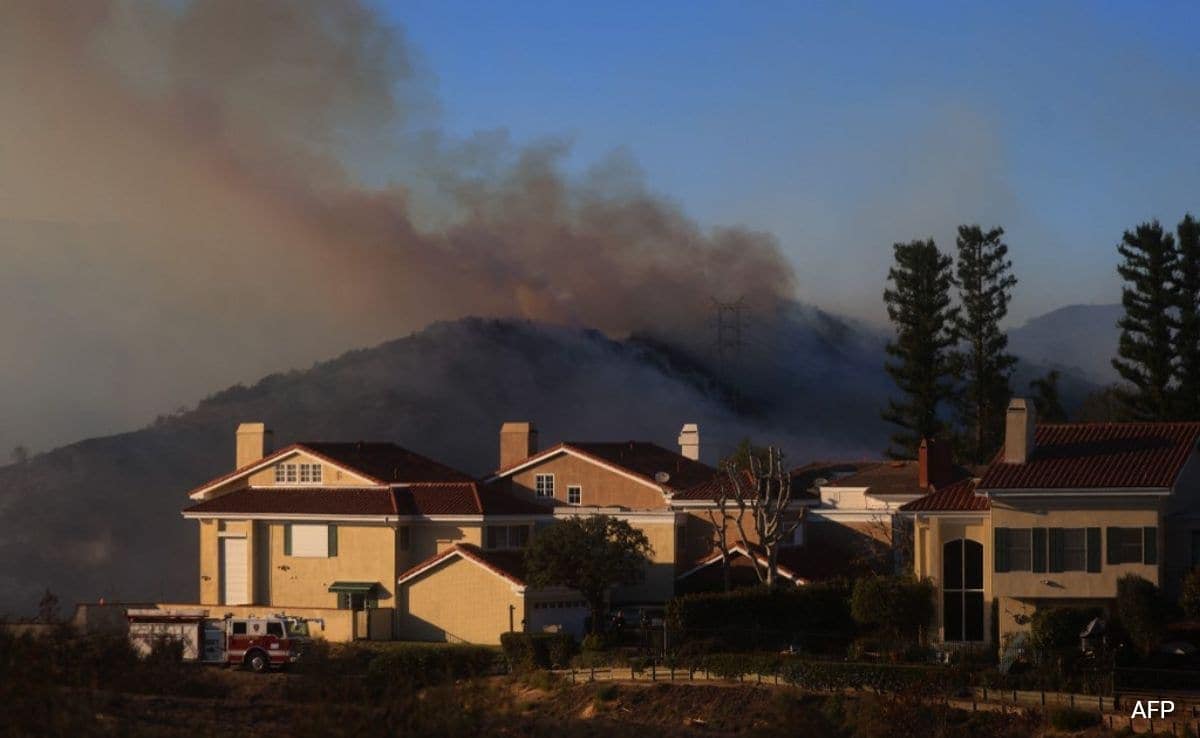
[365,643,499,690]
[851,575,935,643]
[500,632,576,671]
[580,633,607,652]
[667,582,853,651]
[1181,569,1200,619]
[1029,606,1100,660]
[1116,574,1167,656]
[594,683,620,702]
[1047,706,1101,731]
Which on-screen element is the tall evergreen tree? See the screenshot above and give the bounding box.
[1113,221,1177,420]
[1174,214,1200,419]
[951,225,1018,463]
[882,239,958,459]
[1029,370,1068,423]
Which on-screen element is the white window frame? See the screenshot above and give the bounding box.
[275,462,322,485]
[535,473,555,498]
[567,485,582,505]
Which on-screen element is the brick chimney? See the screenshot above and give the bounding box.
[500,422,538,469]
[1003,397,1036,464]
[677,423,700,461]
[918,438,952,489]
[236,422,273,469]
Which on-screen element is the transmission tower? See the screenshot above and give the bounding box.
[712,297,746,404]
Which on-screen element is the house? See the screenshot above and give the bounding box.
[799,440,973,575]
[900,398,1200,646]
[180,420,823,644]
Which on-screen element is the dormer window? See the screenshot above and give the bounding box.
[275,462,322,485]
[535,474,555,498]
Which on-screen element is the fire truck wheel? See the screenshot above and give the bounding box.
[245,650,269,674]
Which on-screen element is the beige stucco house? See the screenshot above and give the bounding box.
[180,421,824,644]
[901,399,1200,647]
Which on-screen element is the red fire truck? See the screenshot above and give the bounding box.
[128,609,313,672]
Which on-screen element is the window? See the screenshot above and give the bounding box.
[943,539,985,642]
[276,462,321,484]
[1107,527,1156,565]
[567,485,582,505]
[535,474,555,498]
[486,525,530,550]
[995,528,1032,572]
[266,622,283,638]
[290,524,330,557]
[1061,528,1087,571]
[232,622,247,635]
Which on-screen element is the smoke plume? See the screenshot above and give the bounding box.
[0,0,796,454]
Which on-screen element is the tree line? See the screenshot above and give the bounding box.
[881,214,1199,463]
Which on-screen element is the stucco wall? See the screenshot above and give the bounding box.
[509,453,667,510]
[913,514,992,644]
[989,498,1161,598]
[246,450,376,487]
[397,556,524,644]
[611,521,678,603]
[266,522,398,609]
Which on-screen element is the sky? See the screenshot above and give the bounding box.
[3,0,1199,456]
[383,0,1200,324]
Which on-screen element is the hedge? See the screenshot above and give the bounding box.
[364,644,501,689]
[667,583,854,652]
[500,632,577,672]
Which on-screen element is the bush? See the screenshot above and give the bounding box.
[667,582,853,652]
[365,643,499,690]
[851,575,935,643]
[499,632,576,672]
[1181,569,1200,619]
[580,633,607,652]
[594,683,620,702]
[1047,706,1101,731]
[1116,574,1167,656]
[1030,606,1100,661]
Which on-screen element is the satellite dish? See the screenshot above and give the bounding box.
[654,471,671,483]
[813,478,829,487]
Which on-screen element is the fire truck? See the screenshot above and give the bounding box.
[127,609,313,672]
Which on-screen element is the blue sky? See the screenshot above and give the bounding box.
[378,1,1200,324]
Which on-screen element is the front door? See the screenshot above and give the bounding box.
[221,537,249,605]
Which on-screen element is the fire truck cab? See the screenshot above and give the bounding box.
[128,609,312,672]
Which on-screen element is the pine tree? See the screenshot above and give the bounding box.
[1113,221,1177,420]
[1029,370,1068,422]
[882,239,959,459]
[951,225,1018,463]
[1174,214,1200,419]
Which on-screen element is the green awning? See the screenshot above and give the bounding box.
[328,581,379,594]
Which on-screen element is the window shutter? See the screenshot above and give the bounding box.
[283,523,292,556]
[337,592,349,610]
[1032,528,1047,573]
[328,524,338,558]
[1047,528,1064,573]
[1087,528,1102,572]
[994,528,1009,573]
[1143,526,1158,565]
[1106,527,1118,565]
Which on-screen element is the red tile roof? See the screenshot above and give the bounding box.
[497,441,720,495]
[672,466,821,502]
[677,541,852,589]
[822,460,972,495]
[299,442,474,484]
[185,481,548,517]
[184,488,399,516]
[397,543,527,587]
[978,422,1200,490]
[899,478,989,512]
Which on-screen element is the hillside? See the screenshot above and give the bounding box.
[0,309,1097,615]
[1008,304,1121,385]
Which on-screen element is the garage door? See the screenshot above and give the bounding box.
[528,600,589,638]
[221,537,249,605]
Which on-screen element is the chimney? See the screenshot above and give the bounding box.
[678,423,700,461]
[918,438,952,489]
[500,422,538,469]
[236,422,273,469]
[1003,397,1036,464]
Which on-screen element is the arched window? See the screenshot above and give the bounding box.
[942,539,984,642]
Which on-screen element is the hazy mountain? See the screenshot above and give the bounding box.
[1008,304,1122,386]
[0,307,1100,615]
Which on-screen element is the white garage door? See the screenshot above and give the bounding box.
[528,600,590,638]
[221,537,249,605]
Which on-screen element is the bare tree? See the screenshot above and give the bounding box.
[724,446,806,587]
[705,483,735,592]
[10,445,28,465]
